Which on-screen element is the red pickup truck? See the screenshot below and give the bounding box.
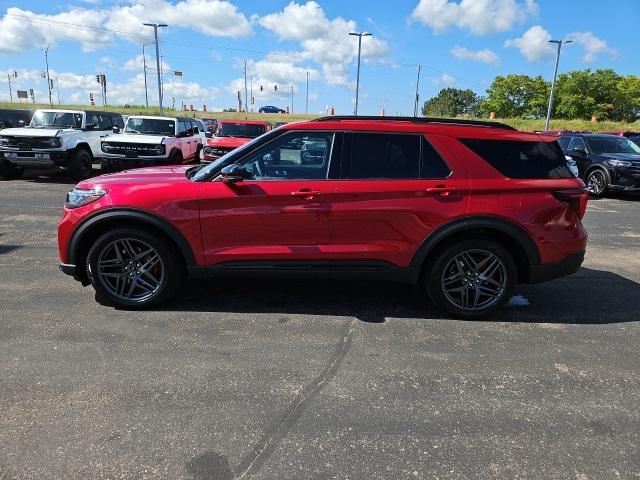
[202,120,269,162]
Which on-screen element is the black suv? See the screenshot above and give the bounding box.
[558,133,640,196]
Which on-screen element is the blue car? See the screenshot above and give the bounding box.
[258,105,285,114]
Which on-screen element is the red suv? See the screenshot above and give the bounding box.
[202,120,268,162]
[58,116,588,318]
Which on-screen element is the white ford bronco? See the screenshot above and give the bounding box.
[99,115,203,172]
[0,109,124,180]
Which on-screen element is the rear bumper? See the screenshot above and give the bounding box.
[527,251,585,284]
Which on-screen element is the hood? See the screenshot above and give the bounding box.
[0,127,67,137]
[104,133,166,144]
[207,136,252,148]
[77,165,191,189]
[595,153,640,163]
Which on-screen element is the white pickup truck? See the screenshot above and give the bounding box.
[99,115,203,172]
[0,109,124,180]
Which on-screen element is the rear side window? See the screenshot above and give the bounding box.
[556,137,571,152]
[461,139,574,179]
[343,133,420,179]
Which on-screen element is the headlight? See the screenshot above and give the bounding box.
[65,187,108,209]
[101,142,115,152]
[46,137,62,148]
[204,147,226,157]
[203,146,214,156]
[0,136,8,146]
[605,159,632,167]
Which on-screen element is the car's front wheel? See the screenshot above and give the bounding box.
[425,239,516,319]
[67,149,93,181]
[0,160,25,179]
[86,228,183,309]
[585,168,609,197]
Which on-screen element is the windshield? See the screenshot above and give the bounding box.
[125,118,175,136]
[586,137,640,155]
[190,130,278,182]
[216,123,266,138]
[30,111,82,129]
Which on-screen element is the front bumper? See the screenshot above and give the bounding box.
[528,251,585,284]
[0,150,68,168]
[99,154,170,170]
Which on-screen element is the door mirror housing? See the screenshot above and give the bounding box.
[221,164,245,183]
[112,125,120,134]
[205,131,213,138]
[570,148,587,157]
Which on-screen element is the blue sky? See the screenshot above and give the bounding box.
[0,0,637,115]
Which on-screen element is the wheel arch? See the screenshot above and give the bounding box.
[411,216,540,284]
[70,142,94,160]
[67,208,197,283]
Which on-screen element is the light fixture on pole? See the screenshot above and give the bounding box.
[349,31,372,116]
[545,39,573,132]
[143,22,167,115]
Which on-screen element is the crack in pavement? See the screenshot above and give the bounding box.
[235,317,356,479]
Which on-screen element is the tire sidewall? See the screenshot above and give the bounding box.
[586,168,609,197]
[425,238,516,319]
[0,160,25,179]
[68,149,93,180]
[86,227,182,309]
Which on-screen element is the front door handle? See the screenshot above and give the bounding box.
[426,185,456,197]
[291,189,321,199]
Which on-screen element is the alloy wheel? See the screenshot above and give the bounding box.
[441,249,507,312]
[587,170,606,195]
[96,238,165,302]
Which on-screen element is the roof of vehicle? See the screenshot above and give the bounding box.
[126,115,195,121]
[35,108,122,116]
[559,132,629,138]
[602,130,640,137]
[218,119,269,126]
[281,116,553,141]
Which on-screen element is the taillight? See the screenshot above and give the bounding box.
[552,189,588,219]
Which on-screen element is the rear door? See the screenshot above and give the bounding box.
[84,112,107,157]
[330,132,469,268]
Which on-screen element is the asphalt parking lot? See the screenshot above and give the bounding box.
[1,169,639,480]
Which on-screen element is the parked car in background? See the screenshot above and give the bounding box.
[0,109,33,130]
[0,109,124,180]
[202,120,269,162]
[59,116,588,319]
[602,131,640,138]
[558,133,640,196]
[202,118,218,137]
[274,122,289,128]
[630,135,640,146]
[193,118,208,145]
[258,105,285,114]
[99,116,202,172]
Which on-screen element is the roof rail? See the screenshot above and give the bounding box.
[312,115,517,131]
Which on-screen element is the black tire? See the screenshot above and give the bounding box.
[425,238,516,319]
[194,144,203,164]
[86,227,184,309]
[585,168,609,197]
[0,160,25,179]
[169,149,183,164]
[100,159,114,174]
[67,148,93,181]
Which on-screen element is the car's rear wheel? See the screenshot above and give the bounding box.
[425,239,516,319]
[586,168,609,197]
[67,149,93,181]
[86,228,183,309]
[0,160,25,179]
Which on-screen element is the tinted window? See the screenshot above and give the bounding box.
[112,115,124,129]
[86,113,99,128]
[568,137,587,151]
[97,114,113,130]
[556,136,571,152]
[461,139,574,179]
[217,123,266,138]
[421,137,451,179]
[238,132,333,180]
[586,136,640,154]
[344,133,420,179]
[125,118,175,136]
[178,120,190,136]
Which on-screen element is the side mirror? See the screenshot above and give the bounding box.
[205,131,213,138]
[112,125,120,134]
[221,164,245,184]
[17,120,25,127]
[570,148,587,157]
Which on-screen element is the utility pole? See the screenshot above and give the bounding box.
[545,39,573,132]
[55,77,61,104]
[142,42,152,107]
[43,44,53,107]
[143,22,167,115]
[413,64,421,117]
[7,70,17,103]
[250,75,253,113]
[243,60,248,113]
[291,85,294,114]
[349,31,372,116]
[306,71,309,115]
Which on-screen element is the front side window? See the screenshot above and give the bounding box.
[586,136,640,155]
[236,132,333,180]
[125,118,176,136]
[568,137,587,151]
[342,133,421,180]
[30,111,83,129]
[97,114,113,130]
[461,139,574,179]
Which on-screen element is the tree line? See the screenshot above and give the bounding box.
[422,69,640,122]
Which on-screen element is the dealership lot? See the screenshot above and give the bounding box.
[0,170,639,479]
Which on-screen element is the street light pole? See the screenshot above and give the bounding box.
[305,71,309,115]
[545,39,573,132]
[413,64,421,117]
[142,42,153,108]
[349,31,372,116]
[44,43,53,107]
[7,71,16,103]
[143,23,167,115]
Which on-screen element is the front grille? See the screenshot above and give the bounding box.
[629,165,640,178]
[205,146,233,157]
[3,136,56,149]
[102,142,164,156]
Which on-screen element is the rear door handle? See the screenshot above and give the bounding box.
[426,185,456,196]
[291,189,321,198]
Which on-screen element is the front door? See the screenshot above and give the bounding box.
[198,131,337,267]
[330,132,469,268]
[85,112,108,158]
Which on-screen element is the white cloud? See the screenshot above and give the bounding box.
[0,1,252,54]
[505,25,555,62]
[451,45,501,66]
[122,54,172,73]
[567,31,617,63]
[441,73,455,86]
[410,0,538,36]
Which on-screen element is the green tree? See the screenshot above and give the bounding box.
[421,88,482,117]
[481,74,550,118]
[554,69,622,120]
